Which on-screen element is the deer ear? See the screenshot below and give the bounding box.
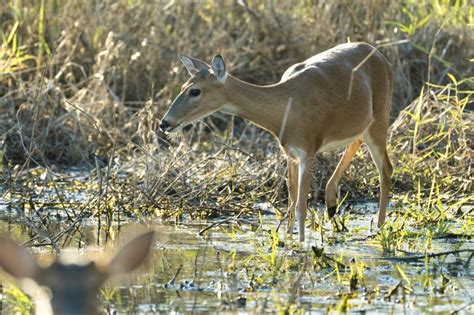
[178,54,209,75]
[0,235,40,279]
[106,231,155,277]
[211,55,227,83]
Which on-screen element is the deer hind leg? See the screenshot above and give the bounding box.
[364,128,393,227]
[325,138,363,218]
[286,158,298,237]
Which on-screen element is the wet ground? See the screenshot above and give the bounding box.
[0,169,473,314]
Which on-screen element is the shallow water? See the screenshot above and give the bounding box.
[0,170,473,314]
[1,213,473,314]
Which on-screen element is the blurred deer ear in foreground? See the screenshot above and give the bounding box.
[0,231,156,315]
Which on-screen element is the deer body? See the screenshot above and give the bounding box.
[161,42,393,242]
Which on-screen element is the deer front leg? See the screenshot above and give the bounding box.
[295,156,313,243]
[286,159,298,237]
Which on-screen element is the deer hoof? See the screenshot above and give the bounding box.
[327,206,337,219]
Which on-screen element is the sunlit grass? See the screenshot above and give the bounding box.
[3,283,33,315]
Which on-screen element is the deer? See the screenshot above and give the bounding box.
[0,231,155,315]
[160,42,393,243]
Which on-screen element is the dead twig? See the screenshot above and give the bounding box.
[377,249,474,263]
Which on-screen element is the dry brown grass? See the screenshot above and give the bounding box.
[0,0,472,218]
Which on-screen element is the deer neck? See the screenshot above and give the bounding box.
[220,75,289,137]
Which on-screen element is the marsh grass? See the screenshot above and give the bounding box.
[0,0,471,267]
[0,1,473,313]
[2,284,33,315]
[0,0,471,254]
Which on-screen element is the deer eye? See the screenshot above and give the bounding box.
[189,89,201,97]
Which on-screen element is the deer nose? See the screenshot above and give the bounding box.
[160,120,171,131]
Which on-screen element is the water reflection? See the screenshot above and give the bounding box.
[1,203,473,313]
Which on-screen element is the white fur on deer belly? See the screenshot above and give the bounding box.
[318,135,361,153]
